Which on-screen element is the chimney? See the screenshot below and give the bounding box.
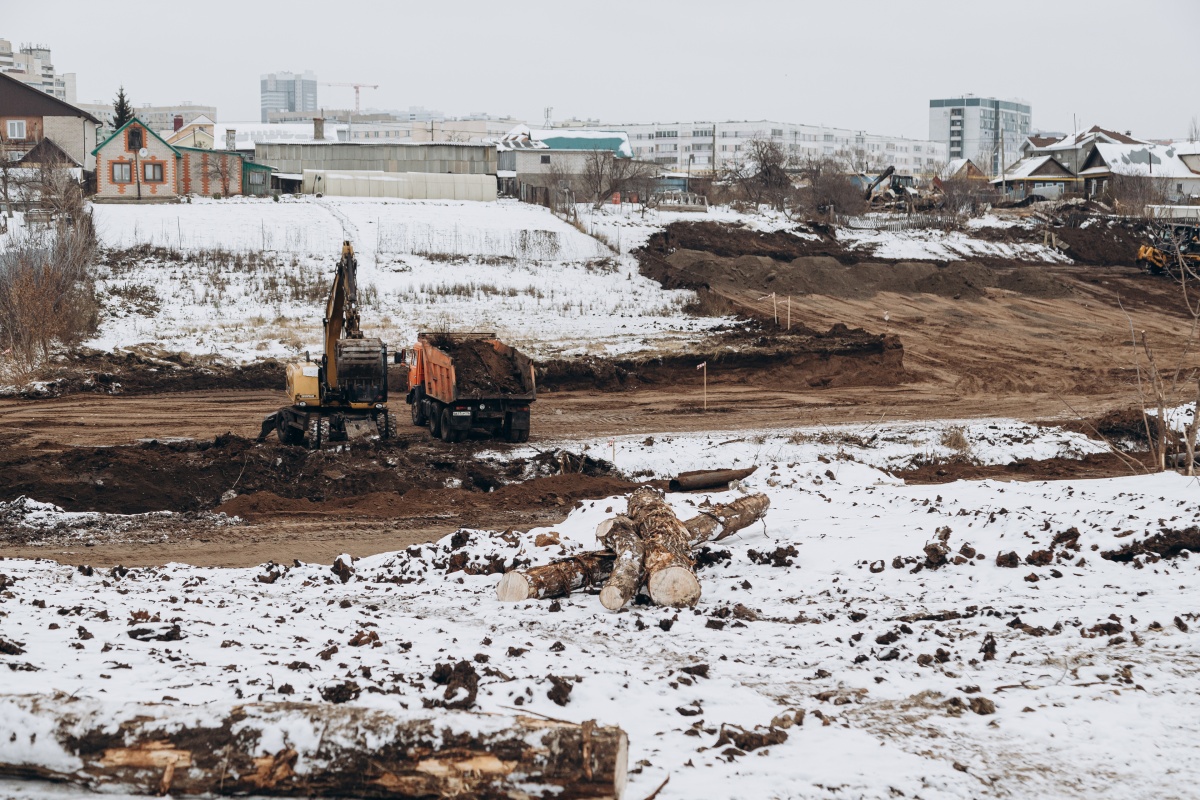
[225,129,236,150]
[313,117,325,141]
[173,114,184,132]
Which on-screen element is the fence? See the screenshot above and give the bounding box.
[836,212,959,231]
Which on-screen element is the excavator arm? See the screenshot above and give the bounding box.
[323,241,363,391]
[863,166,895,201]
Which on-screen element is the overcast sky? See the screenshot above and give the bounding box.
[7,0,1199,139]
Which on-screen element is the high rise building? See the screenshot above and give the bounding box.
[0,39,75,102]
[260,71,317,123]
[928,96,1031,175]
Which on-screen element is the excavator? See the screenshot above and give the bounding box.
[1137,222,1200,278]
[257,241,398,448]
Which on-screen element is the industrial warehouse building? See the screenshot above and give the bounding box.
[254,141,496,176]
[255,140,498,200]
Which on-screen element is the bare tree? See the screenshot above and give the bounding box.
[718,136,793,210]
[206,154,236,198]
[13,146,86,219]
[837,146,888,176]
[794,154,865,218]
[580,150,657,208]
[1188,116,1200,144]
[1106,168,1172,216]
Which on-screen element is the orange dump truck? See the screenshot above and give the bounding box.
[405,333,536,443]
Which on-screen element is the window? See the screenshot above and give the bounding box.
[823,134,833,142]
[692,129,712,138]
[6,120,26,139]
[771,128,783,137]
[127,126,143,151]
[540,155,551,164]
[111,162,132,183]
[250,171,265,186]
[143,162,164,182]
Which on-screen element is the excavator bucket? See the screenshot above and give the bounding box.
[257,412,279,442]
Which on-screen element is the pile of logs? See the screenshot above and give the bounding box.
[497,487,770,609]
[0,695,628,799]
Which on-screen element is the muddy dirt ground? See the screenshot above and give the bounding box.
[2,218,1191,568]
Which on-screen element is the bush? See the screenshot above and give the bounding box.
[212,192,222,200]
[272,191,281,202]
[0,219,99,374]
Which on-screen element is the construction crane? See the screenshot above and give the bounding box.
[322,82,379,114]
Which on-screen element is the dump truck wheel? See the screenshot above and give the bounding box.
[428,404,441,438]
[516,428,529,443]
[439,409,455,442]
[411,399,425,426]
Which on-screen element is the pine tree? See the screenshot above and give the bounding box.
[112,86,133,130]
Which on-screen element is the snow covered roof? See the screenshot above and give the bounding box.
[494,125,633,157]
[990,155,1073,183]
[939,158,984,180]
[1038,125,1149,152]
[212,122,349,149]
[1087,143,1200,179]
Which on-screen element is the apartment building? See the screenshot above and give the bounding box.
[928,96,1032,176]
[0,39,75,102]
[260,71,318,123]
[574,120,947,177]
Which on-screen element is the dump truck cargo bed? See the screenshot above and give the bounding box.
[406,333,536,443]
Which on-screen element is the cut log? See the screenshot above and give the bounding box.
[496,493,771,604]
[495,552,614,601]
[596,515,644,611]
[627,487,701,608]
[668,466,757,492]
[684,493,771,545]
[0,695,627,800]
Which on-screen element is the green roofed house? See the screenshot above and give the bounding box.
[92,116,273,202]
[494,125,651,205]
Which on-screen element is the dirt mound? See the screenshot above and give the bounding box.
[537,323,906,392]
[6,348,284,399]
[1059,407,1182,449]
[0,434,622,516]
[217,472,635,520]
[894,451,1153,484]
[654,221,851,263]
[427,337,526,395]
[1052,219,1151,267]
[657,248,1072,303]
[1101,527,1200,562]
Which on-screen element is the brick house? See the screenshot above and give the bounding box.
[92,117,181,202]
[93,116,271,202]
[0,69,100,171]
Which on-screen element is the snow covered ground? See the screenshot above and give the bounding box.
[2,420,1197,799]
[87,197,724,361]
